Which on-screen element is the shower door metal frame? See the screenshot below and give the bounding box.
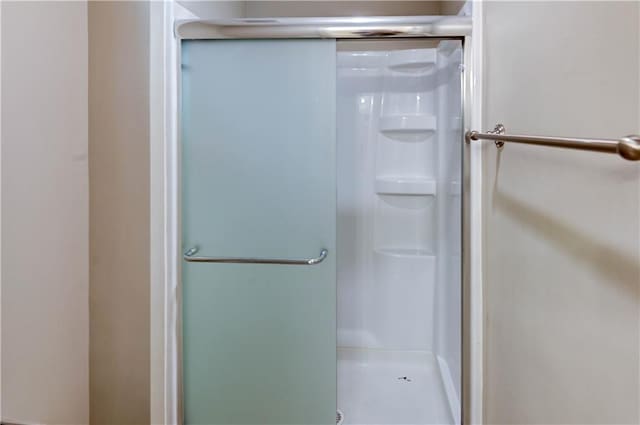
[175,15,472,39]
[152,11,484,425]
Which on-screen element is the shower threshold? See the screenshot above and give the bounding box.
[337,348,453,425]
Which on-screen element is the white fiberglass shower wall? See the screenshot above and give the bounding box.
[336,40,462,425]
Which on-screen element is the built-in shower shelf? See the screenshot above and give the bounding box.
[338,67,383,78]
[339,51,387,70]
[338,52,387,77]
[375,177,436,196]
[388,49,436,74]
[380,114,437,142]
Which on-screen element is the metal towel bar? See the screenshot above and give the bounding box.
[183,246,328,265]
[466,124,640,161]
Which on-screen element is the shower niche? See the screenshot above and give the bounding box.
[180,33,463,425]
[336,40,462,425]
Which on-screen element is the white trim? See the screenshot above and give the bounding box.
[150,3,165,423]
[468,1,484,424]
[166,4,185,423]
[151,1,189,424]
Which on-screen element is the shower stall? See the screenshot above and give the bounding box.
[335,40,462,425]
[178,16,468,425]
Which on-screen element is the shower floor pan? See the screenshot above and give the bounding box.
[337,348,452,425]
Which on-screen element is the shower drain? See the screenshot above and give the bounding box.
[336,409,344,425]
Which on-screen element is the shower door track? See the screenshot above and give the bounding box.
[174,16,471,39]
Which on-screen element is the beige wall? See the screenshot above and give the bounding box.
[440,1,465,15]
[177,0,245,18]
[482,2,640,424]
[177,0,452,19]
[1,1,89,424]
[244,1,442,17]
[88,2,150,424]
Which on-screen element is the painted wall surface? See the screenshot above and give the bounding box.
[482,2,640,423]
[177,0,448,19]
[88,2,150,423]
[177,0,244,18]
[440,1,465,15]
[1,1,89,423]
[244,1,442,17]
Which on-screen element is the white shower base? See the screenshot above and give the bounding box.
[337,348,452,425]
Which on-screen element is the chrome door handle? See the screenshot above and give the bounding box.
[183,247,328,265]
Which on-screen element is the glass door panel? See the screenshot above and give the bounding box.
[181,39,336,425]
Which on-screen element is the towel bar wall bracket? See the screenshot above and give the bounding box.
[465,123,640,161]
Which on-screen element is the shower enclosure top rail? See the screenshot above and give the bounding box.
[175,16,472,39]
[466,124,640,161]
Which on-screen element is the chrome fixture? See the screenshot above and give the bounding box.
[183,247,329,265]
[175,16,472,40]
[466,124,640,161]
[486,123,506,148]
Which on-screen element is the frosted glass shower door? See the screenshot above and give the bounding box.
[181,40,336,425]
